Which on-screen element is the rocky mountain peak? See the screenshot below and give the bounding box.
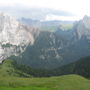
[0,13,39,62]
[73,15,90,40]
[82,15,90,29]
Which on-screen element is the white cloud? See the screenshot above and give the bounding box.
[0,0,90,20]
[45,14,82,21]
[0,0,89,15]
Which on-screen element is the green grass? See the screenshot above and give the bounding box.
[0,60,31,77]
[0,60,90,90]
[0,86,50,90]
[40,26,58,32]
[62,24,73,30]
[0,75,90,90]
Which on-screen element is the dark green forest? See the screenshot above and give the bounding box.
[11,56,90,78]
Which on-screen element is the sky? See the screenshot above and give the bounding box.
[0,0,90,21]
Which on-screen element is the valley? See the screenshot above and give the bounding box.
[0,12,90,90]
[0,0,90,90]
[0,57,90,90]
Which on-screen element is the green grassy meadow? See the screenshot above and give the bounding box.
[0,75,90,90]
[0,60,90,90]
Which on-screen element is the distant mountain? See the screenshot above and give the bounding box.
[20,18,73,31]
[19,18,41,27]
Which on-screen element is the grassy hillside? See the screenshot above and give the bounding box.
[0,60,31,77]
[0,59,90,90]
[0,75,90,90]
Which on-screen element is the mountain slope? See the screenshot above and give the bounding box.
[9,16,90,69]
[0,60,31,77]
[53,56,90,78]
[10,31,69,69]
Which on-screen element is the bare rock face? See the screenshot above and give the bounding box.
[83,15,90,29]
[73,15,90,40]
[0,13,39,62]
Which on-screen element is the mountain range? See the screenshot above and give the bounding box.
[0,13,90,69]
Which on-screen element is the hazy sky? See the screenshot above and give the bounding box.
[0,0,89,20]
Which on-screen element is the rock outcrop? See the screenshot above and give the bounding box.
[0,13,39,62]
